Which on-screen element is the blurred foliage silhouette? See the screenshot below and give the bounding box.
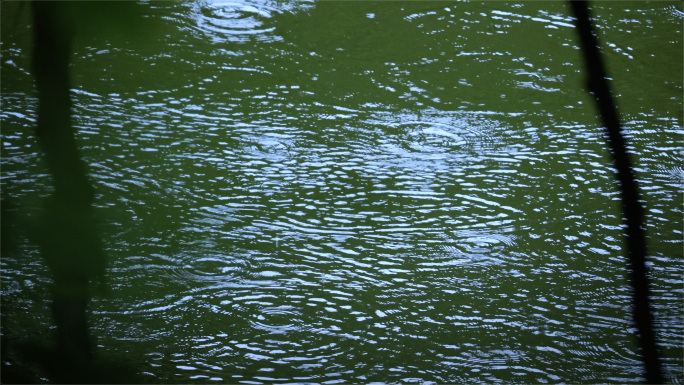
[2,1,152,383]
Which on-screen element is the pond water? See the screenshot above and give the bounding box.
[1,1,683,383]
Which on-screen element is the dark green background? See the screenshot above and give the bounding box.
[1,1,682,383]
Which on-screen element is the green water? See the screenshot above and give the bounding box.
[1,1,682,383]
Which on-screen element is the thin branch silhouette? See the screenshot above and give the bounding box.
[569,2,663,383]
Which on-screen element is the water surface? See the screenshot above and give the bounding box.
[1,1,682,383]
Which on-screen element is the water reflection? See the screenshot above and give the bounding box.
[184,0,313,43]
[1,0,682,383]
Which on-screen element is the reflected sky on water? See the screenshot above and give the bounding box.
[1,1,682,383]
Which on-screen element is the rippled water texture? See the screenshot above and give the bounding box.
[1,1,682,383]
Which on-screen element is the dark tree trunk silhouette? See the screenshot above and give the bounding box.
[32,2,107,380]
[569,2,663,383]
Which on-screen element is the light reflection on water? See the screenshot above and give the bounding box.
[1,1,682,383]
